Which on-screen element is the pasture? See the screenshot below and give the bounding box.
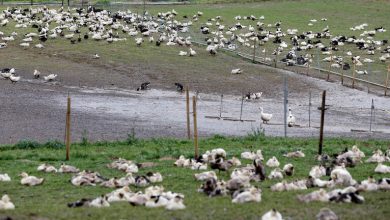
[0,136,390,219]
[0,1,390,219]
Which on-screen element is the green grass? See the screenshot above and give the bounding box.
[0,135,390,219]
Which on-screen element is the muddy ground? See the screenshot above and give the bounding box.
[0,47,389,145]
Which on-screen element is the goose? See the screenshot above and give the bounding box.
[33,69,40,79]
[37,163,57,173]
[59,163,79,173]
[266,156,280,167]
[259,107,273,124]
[231,68,242,74]
[0,173,11,182]
[0,195,15,210]
[287,108,296,127]
[316,208,338,220]
[44,74,57,81]
[261,209,283,220]
[19,172,44,186]
[9,74,21,83]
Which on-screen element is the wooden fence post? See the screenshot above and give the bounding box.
[65,94,71,161]
[352,63,356,89]
[385,65,390,96]
[327,55,332,81]
[192,96,198,159]
[239,95,244,121]
[186,86,191,139]
[252,38,257,63]
[318,91,326,155]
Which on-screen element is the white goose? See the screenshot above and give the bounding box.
[259,107,273,124]
[287,108,296,127]
[19,172,44,186]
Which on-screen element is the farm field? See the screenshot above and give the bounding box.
[0,0,390,143]
[0,136,390,220]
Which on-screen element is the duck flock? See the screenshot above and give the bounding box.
[1,145,390,219]
[1,5,389,90]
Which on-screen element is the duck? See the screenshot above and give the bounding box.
[261,209,283,220]
[189,48,196,56]
[146,172,163,183]
[134,175,150,187]
[283,163,294,176]
[165,195,186,210]
[287,108,296,127]
[37,163,57,173]
[174,82,184,92]
[44,74,57,81]
[0,195,15,210]
[194,171,217,181]
[19,172,44,186]
[9,74,21,83]
[33,69,40,79]
[179,51,187,56]
[259,107,273,124]
[58,163,79,173]
[0,173,11,182]
[145,195,169,208]
[316,208,339,220]
[232,186,262,203]
[374,163,390,173]
[106,186,134,202]
[93,53,100,59]
[356,70,368,75]
[266,156,280,167]
[309,165,326,178]
[231,68,242,74]
[268,168,284,179]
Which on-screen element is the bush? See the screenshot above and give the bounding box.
[14,140,41,149]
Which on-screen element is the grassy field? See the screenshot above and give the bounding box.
[0,135,390,220]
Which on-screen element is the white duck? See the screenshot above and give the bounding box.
[0,173,11,182]
[37,163,57,173]
[259,107,273,124]
[231,68,242,74]
[58,163,79,173]
[165,196,186,210]
[375,163,390,173]
[287,108,296,127]
[19,172,44,186]
[44,74,57,81]
[266,156,280,167]
[33,69,40,78]
[189,48,196,56]
[262,209,283,220]
[179,51,188,56]
[0,195,15,210]
[9,74,21,83]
